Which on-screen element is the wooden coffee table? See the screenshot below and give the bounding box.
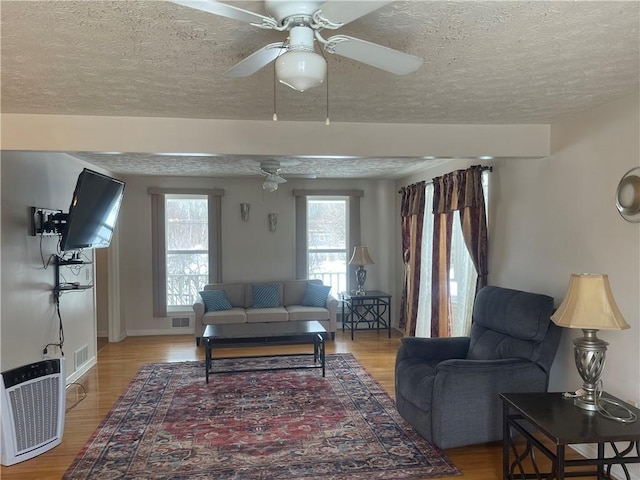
[202,320,327,383]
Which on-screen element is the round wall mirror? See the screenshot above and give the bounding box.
[616,167,640,223]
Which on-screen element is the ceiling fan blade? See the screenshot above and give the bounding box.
[224,43,286,77]
[326,35,423,75]
[317,1,392,27]
[169,0,276,27]
[264,173,287,184]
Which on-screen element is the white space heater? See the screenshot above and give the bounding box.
[1,358,66,466]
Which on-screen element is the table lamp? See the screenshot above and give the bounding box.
[349,246,374,295]
[551,273,630,411]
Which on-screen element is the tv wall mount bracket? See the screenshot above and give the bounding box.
[29,207,67,237]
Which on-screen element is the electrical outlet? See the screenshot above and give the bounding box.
[43,345,64,360]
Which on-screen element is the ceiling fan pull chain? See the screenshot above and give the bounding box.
[273,61,278,122]
[319,45,330,126]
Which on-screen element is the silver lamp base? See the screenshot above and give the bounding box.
[573,329,608,411]
[355,266,367,295]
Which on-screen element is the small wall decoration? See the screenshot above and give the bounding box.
[268,213,278,232]
[616,167,640,223]
[240,203,251,222]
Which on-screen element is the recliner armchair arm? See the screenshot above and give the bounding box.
[431,358,549,448]
[398,336,471,362]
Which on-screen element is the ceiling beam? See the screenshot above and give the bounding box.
[1,114,550,158]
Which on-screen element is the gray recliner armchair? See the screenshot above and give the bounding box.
[395,286,562,449]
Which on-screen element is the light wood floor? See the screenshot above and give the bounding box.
[1,329,505,479]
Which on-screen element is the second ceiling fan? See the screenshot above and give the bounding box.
[170,0,423,91]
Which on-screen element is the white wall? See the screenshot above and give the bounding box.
[118,175,397,335]
[0,152,99,379]
[490,92,640,405]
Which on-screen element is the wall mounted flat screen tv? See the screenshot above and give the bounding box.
[60,169,125,251]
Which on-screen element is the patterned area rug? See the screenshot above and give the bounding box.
[63,354,460,479]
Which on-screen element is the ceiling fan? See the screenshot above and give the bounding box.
[258,159,317,191]
[169,0,423,91]
[260,160,287,191]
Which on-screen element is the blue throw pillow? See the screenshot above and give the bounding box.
[253,283,279,308]
[301,283,331,307]
[199,290,232,312]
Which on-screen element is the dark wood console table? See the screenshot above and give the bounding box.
[340,290,391,340]
[501,392,640,480]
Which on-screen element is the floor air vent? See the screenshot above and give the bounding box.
[1,358,65,466]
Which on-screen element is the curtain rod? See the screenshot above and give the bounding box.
[398,165,493,193]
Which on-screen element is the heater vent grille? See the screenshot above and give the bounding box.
[74,345,89,370]
[172,317,190,328]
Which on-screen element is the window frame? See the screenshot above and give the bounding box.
[149,187,223,317]
[293,189,363,294]
[306,196,349,296]
[165,193,210,310]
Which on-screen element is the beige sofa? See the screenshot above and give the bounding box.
[193,279,338,342]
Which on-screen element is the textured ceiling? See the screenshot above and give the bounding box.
[2,0,639,178]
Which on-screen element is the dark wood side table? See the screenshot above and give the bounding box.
[501,392,640,480]
[340,290,392,340]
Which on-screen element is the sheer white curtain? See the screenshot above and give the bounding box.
[450,211,477,337]
[414,184,480,338]
[415,184,434,337]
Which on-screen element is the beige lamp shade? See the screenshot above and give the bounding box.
[551,273,630,330]
[349,246,375,266]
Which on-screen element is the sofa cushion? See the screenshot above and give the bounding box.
[301,283,331,307]
[286,305,330,322]
[246,307,288,323]
[283,279,321,306]
[252,283,280,308]
[199,289,232,312]
[202,308,247,325]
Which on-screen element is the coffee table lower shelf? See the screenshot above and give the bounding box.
[203,321,327,384]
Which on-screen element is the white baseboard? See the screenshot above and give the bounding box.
[126,328,195,337]
[97,330,108,338]
[571,444,639,480]
[66,356,97,385]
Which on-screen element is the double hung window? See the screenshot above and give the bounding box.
[307,197,348,296]
[165,195,209,309]
[150,188,222,317]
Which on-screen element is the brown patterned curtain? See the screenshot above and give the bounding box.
[431,166,488,337]
[398,181,426,337]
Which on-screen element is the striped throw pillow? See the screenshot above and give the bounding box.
[301,283,331,307]
[200,290,232,312]
[252,283,280,308]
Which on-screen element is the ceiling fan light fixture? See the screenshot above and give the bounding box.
[262,179,280,192]
[276,50,326,92]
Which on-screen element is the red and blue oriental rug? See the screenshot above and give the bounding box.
[63,354,460,479]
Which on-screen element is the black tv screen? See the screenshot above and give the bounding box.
[60,169,125,251]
